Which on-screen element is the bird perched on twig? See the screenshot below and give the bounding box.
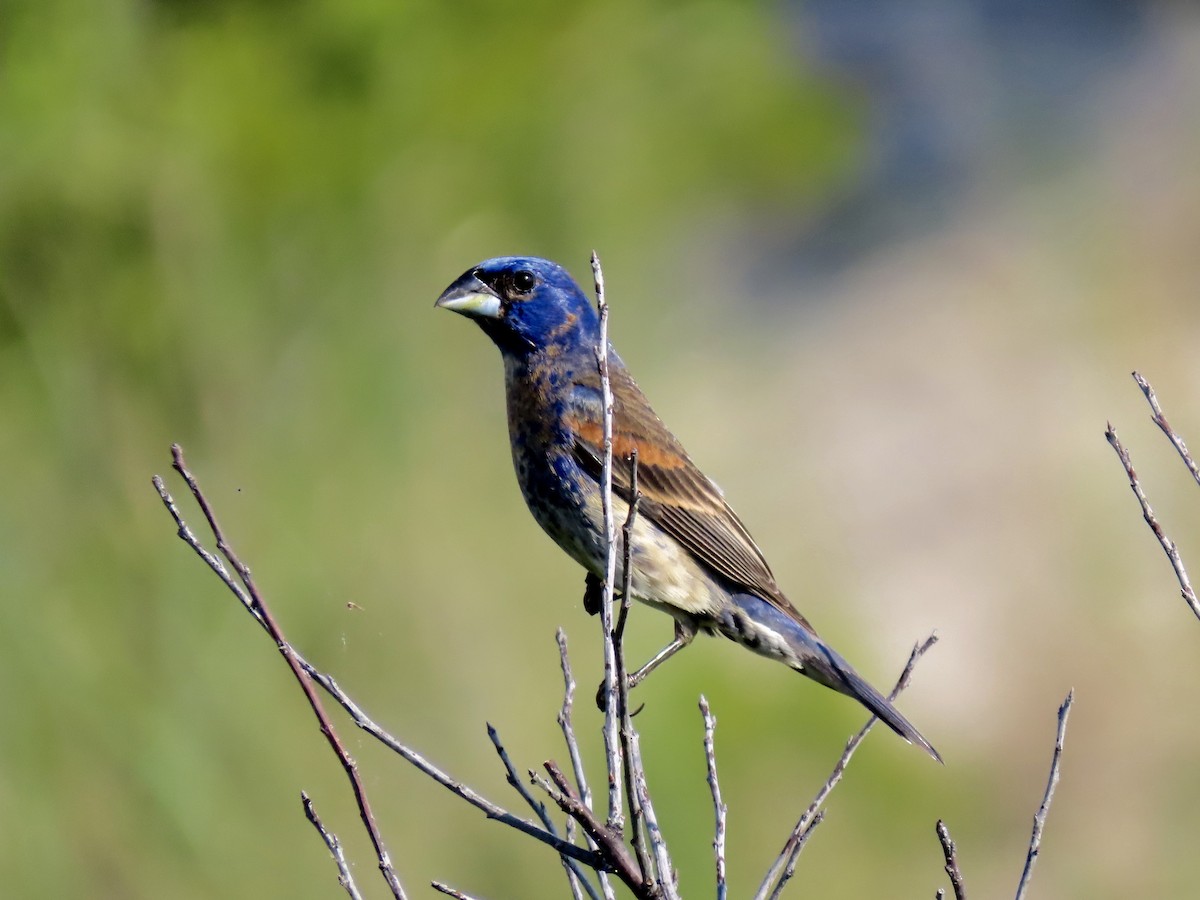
[436,256,940,761]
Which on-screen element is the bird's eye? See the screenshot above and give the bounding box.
[510,270,536,295]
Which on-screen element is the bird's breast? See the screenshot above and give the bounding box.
[502,353,725,621]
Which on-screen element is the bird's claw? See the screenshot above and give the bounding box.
[594,676,643,714]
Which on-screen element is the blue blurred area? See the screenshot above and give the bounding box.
[771,0,1151,281]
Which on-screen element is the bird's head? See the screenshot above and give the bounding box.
[435,257,600,357]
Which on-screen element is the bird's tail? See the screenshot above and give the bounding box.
[727,594,942,762]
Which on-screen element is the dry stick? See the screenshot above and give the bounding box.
[699,696,728,900]
[1105,424,1200,622]
[592,250,624,830]
[153,456,606,873]
[538,761,650,896]
[486,725,600,900]
[612,451,653,886]
[1014,690,1074,900]
[557,633,616,900]
[430,882,484,900]
[555,631,610,900]
[614,452,653,886]
[766,812,823,900]
[611,448,677,899]
[156,445,407,900]
[935,820,967,900]
[755,632,939,900]
[1134,371,1200,488]
[302,792,366,900]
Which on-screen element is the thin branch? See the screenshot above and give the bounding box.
[309,666,605,868]
[155,451,607,873]
[767,813,824,900]
[755,633,939,900]
[592,250,624,830]
[935,820,967,900]
[538,761,650,896]
[556,630,610,900]
[699,696,727,900]
[1105,424,1200,622]
[1014,690,1074,900]
[613,451,654,885]
[302,792,366,900]
[431,882,485,900]
[155,445,407,900]
[487,724,600,900]
[1134,372,1200,488]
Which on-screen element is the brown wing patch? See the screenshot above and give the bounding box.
[568,365,801,615]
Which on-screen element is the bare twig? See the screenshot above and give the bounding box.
[612,451,654,886]
[1134,372,1200,488]
[155,446,407,900]
[487,724,599,900]
[556,631,611,900]
[431,882,485,900]
[700,696,728,900]
[767,812,824,900]
[309,667,604,868]
[935,820,967,900]
[1014,690,1074,900]
[302,792,366,900]
[538,761,651,896]
[755,633,939,900]
[592,250,624,830]
[155,450,606,874]
[1105,424,1200,622]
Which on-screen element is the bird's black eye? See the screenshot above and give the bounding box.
[510,269,536,295]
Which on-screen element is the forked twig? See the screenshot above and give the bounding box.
[155,449,609,886]
[756,633,939,900]
[154,446,407,900]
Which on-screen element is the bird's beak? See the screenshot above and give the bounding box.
[435,272,502,319]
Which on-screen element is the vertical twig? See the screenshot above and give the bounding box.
[935,820,967,900]
[557,631,614,900]
[614,452,653,885]
[592,250,625,831]
[700,696,727,900]
[1014,690,1074,900]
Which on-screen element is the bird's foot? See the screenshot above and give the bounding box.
[594,675,644,715]
[582,572,603,616]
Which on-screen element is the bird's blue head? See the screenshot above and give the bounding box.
[435,257,601,358]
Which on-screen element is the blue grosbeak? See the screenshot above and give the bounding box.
[437,256,939,761]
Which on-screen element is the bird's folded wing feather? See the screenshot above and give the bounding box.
[567,364,810,626]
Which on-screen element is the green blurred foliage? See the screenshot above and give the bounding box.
[0,0,884,897]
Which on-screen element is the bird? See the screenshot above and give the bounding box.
[436,255,940,761]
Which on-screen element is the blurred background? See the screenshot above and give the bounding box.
[4,0,1200,896]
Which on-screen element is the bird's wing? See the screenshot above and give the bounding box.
[567,363,810,625]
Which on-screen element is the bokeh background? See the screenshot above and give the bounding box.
[4,0,1200,896]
